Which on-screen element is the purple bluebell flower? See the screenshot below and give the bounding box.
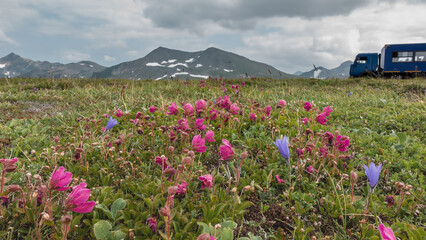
[273,136,290,160]
[363,162,382,188]
[348,91,353,96]
[105,117,119,130]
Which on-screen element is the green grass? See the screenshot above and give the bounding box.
[0,77,425,240]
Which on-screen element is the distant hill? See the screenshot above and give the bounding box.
[299,61,352,79]
[0,53,105,78]
[92,47,294,80]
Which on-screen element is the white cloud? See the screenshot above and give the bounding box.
[103,55,116,62]
[238,0,426,72]
[62,50,91,62]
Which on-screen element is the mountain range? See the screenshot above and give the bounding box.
[0,47,351,80]
[296,61,352,79]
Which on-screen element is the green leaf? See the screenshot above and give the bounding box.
[221,227,233,240]
[112,230,126,240]
[111,198,127,220]
[94,220,112,240]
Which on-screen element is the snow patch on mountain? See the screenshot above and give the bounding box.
[190,74,208,79]
[185,58,195,63]
[155,74,168,80]
[146,62,166,67]
[168,63,188,68]
[224,69,233,72]
[196,64,203,68]
[168,59,177,63]
[0,63,6,68]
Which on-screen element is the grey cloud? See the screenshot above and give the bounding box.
[144,0,370,31]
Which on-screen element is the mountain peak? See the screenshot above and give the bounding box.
[2,52,22,61]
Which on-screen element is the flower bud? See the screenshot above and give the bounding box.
[160,206,170,217]
[350,171,358,184]
[168,186,178,196]
[240,151,248,160]
[7,185,22,193]
[197,233,211,240]
[61,215,73,224]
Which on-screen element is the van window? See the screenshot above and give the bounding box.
[392,52,413,62]
[356,57,367,64]
[415,51,426,62]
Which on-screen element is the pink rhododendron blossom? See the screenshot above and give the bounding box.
[277,100,286,108]
[315,112,327,125]
[379,224,396,240]
[250,113,257,122]
[230,103,239,114]
[195,99,207,113]
[49,166,72,191]
[198,174,213,190]
[275,175,285,183]
[115,109,123,117]
[167,103,179,115]
[324,131,334,140]
[176,181,187,195]
[101,127,106,132]
[64,182,96,213]
[184,103,194,116]
[322,106,333,116]
[304,102,312,111]
[192,135,207,153]
[205,130,215,142]
[335,135,350,152]
[264,105,272,117]
[319,147,328,158]
[302,118,308,125]
[194,118,206,131]
[149,106,158,113]
[209,109,217,120]
[219,139,234,160]
[242,81,246,86]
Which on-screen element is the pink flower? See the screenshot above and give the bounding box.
[219,96,232,109]
[242,82,246,86]
[136,111,143,119]
[195,99,207,113]
[198,174,213,190]
[184,103,194,116]
[101,127,106,132]
[302,118,308,125]
[315,112,327,125]
[103,114,109,118]
[155,156,168,170]
[176,181,187,195]
[209,109,217,120]
[194,119,206,131]
[177,118,189,131]
[277,100,286,108]
[149,106,158,113]
[146,217,157,233]
[250,113,256,122]
[64,182,96,213]
[324,131,334,140]
[219,139,234,160]
[335,135,350,152]
[49,166,72,191]
[192,135,207,153]
[205,130,215,142]
[167,103,179,115]
[275,175,285,183]
[304,102,312,111]
[230,103,239,114]
[322,106,333,116]
[379,224,396,240]
[264,105,272,117]
[319,147,328,158]
[306,166,318,174]
[115,109,123,118]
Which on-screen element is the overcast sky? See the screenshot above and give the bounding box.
[1,0,426,73]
